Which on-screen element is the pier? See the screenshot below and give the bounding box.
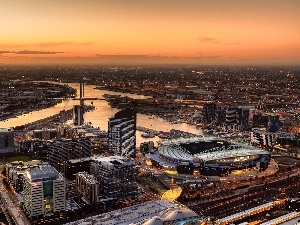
[137,126,201,139]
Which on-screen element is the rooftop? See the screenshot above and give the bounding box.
[64,200,201,225]
[158,136,226,146]
[194,146,270,162]
[77,172,98,185]
[25,162,63,182]
[91,155,136,168]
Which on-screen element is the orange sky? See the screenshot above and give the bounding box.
[1,0,300,65]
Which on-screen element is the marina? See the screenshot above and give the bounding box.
[0,82,203,146]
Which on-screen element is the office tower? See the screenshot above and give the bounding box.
[216,105,249,130]
[225,106,237,125]
[0,128,15,153]
[73,105,84,126]
[23,162,65,217]
[215,105,227,126]
[76,172,99,204]
[202,102,217,124]
[108,108,136,157]
[253,113,280,129]
[90,156,138,200]
[236,107,250,130]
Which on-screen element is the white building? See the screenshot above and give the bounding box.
[76,172,99,204]
[23,162,66,217]
[108,108,136,157]
[250,130,276,147]
[63,200,203,225]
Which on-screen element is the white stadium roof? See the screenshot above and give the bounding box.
[157,137,270,163]
[194,147,270,162]
[158,136,226,146]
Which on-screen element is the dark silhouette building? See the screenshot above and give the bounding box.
[202,102,217,124]
[253,113,280,129]
[216,105,249,130]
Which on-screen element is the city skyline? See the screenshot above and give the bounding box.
[1,0,300,65]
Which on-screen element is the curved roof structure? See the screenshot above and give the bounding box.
[194,147,270,162]
[158,146,193,162]
[64,200,202,225]
[156,137,270,164]
[141,208,199,225]
[158,136,225,146]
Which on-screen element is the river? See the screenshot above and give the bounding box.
[0,82,202,146]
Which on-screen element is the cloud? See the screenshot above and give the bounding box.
[15,50,64,54]
[223,42,241,45]
[96,54,149,58]
[199,37,219,43]
[0,51,13,54]
[0,50,65,55]
[35,42,92,47]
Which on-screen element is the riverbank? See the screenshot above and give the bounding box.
[0,81,76,122]
[0,99,63,122]
[13,105,95,131]
[103,94,200,127]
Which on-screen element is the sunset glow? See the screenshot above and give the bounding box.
[1,0,300,65]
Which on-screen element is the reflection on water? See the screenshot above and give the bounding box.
[0,83,202,146]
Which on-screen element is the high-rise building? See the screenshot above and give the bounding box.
[43,137,91,172]
[253,113,280,129]
[202,102,217,124]
[216,105,249,130]
[0,128,14,153]
[236,107,250,130]
[108,108,136,157]
[76,172,99,204]
[90,156,138,200]
[73,105,84,126]
[23,162,65,217]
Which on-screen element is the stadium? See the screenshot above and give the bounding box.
[146,136,271,176]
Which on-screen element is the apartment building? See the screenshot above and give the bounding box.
[43,137,91,172]
[90,156,138,200]
[76,172,99,204]
[216,105,250,130]
[23,162,65,218]
[108,108,136,157]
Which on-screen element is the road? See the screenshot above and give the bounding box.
[0,177,30,225]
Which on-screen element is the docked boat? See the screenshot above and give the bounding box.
[141,132,155,138]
